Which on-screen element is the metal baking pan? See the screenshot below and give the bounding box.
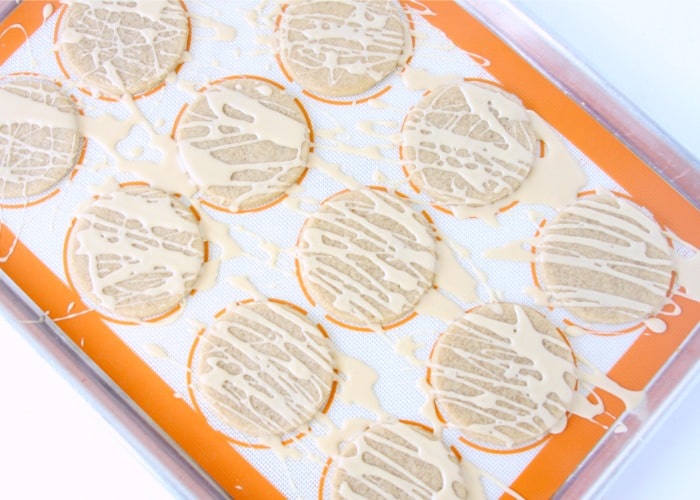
[1,0,698,498]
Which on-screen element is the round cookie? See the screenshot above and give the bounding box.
[0,77,83,199]
[67,184,204,321]
[537,191,675,325]
[402,81,539,208]
[196,301,334,438]
[277,0,409,97]
[176,77,310,212]
[430,303,576,448]
[297,188,436,328]
[58,0,188,97]
[332,421,482,499]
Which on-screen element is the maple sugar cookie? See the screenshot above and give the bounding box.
[196,301,334,437]
[297,188,436,328]
[176,77,310,212]
[277,0,410,97]
[332,421,482,499]
[67,184,204,321]
[58,0,189,97]
[537,191,675,325]
[0,76,83,199]
[402,81,539,208]
[430,303,576,448]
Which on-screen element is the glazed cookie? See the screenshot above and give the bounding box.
[67,184,204,321]
[430,303,576,448]
[332,421,482,499]
[0,76,83,199]
[196,301,334,437]
[402,81,539,208]
[58,0,189,97]
[176,77,310,212]
[277,0,409,97]
[537,190,675,325]
[297,188,436,328]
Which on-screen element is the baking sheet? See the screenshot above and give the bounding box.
[1,1,699,498]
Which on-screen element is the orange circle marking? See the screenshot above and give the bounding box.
[529,190,678,336]
[294,186,433,333]
[171,74,313,214]
[274,2,415,106]
[399,78,536,217]
[61,182,207,325]
[52,0,191,102]
[185,299,339,450]
[426,304,579,454]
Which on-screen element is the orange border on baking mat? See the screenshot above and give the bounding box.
[1,2,699,499]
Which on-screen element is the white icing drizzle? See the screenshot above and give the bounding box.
[71,185,204,318]
[176,80,309,211]
[277,0,408,96]
[298,188,436,326]
[537,190,675,324]
[197,301,334,437]
[430,304,576,448]
[188,12,237,41]
[402,82,538,208]
[58,0,188,97]
[400,66,463,91]
[334,421,479,499]
[434,239,479,306]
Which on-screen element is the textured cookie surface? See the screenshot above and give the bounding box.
[278,0,409,97]
[58,0,188,97]
[538,191,675,324]
[67,184,204,321]
[297,188,436,327]
[0,77,83,198]
[332,421,481,499]
[402,81,538,208]
[430,303,576,448]
[197,301,334,437]
[176,77,310,212]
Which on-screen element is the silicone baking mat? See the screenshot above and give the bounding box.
[1,1,699,498]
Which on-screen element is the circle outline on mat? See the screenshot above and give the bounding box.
[171,74,314,214]
[399,78,544,216]
[53,0,192,101]
[274,0,415,105]
[62,181,208,325]
[295,185,437,332]
[0,72,87,206]
[530,190,677,332]
[185,298,339,449]
[318,420,472,500]
[426,303,579,453]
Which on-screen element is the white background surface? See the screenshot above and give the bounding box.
[1,1,699,499]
